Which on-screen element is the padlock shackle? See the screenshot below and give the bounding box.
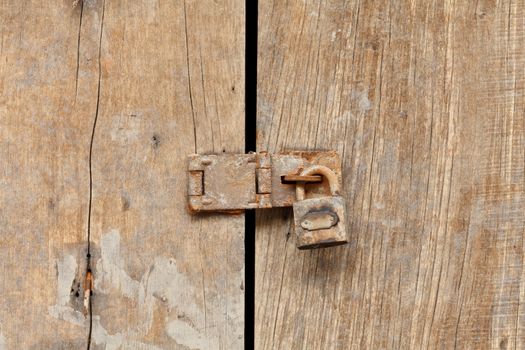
[295,165,340,201]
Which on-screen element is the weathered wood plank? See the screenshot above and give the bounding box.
[0,2,95,348]
[85,0,245,348]
[256,0,525,349]
[0,0,244,348]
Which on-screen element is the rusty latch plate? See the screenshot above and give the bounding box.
[188,153,271,212]
[187,151,342,213]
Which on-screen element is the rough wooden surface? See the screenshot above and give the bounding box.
[0,1,244,348]
[256,0,525,349]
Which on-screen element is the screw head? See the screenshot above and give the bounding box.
[202,197,213,205]
[200,158,212,165]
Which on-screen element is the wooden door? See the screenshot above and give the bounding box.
[0,1,244,348]
[256,0,525,349]
[3,0,525,349]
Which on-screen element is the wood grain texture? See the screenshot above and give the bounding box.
[256,0,525,349]
[0,0,244,348]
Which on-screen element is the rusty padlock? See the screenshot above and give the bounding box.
[293,165,348,250]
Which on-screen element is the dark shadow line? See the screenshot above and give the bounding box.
[245,0,258,347]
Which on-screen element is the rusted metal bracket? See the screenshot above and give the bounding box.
[188,151,342,213]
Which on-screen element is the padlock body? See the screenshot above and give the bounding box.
[293,195,347,249]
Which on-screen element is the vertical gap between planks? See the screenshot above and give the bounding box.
[245,0,258,347]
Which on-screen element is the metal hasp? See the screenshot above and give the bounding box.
[188,152,272,212]
[188,151,342,212]
[187,151,347,249]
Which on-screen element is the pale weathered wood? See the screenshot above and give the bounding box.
[0,2,93,348]
[0,0,244,348]
[256,0,525,349]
